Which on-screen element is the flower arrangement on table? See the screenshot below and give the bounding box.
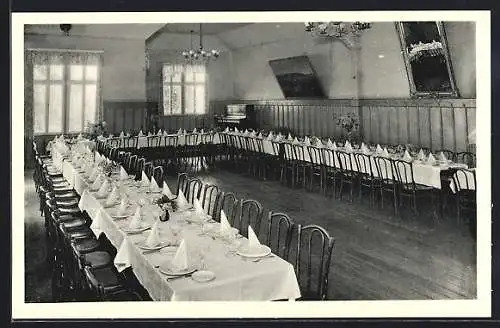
[85,120,108,140]
[98,160,119,177]
[336,113,360,143]
[153,195,178,221]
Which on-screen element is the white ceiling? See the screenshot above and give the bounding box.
[24,24,167,40]
[162,23,252,35]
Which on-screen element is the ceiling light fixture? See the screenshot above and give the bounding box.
[182,23,220,63]
[305,21,371,48]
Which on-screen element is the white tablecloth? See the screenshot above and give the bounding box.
[64,161,301,301]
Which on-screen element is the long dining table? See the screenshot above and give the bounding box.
[58,152,301,301]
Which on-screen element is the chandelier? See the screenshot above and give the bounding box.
[182,23,220,63]
[305,21,371,38]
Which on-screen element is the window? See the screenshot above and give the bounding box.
[30,50,101,134]
[162,63,207,115]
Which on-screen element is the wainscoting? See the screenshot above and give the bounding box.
[210,98,476,153]
[102,101,148,135]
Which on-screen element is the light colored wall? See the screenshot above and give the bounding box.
[218,22,475,100]
[25,34,147,101]
[146,32,234,102]
[444,22,476,98]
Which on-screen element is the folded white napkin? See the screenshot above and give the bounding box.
[417,149,426,161]
[176,190,189,208]
[141,171,150,188]
[193,128,197,133]
[171,239,188,271]
[224,127,229,133]
[193,199,205,215]
[266,132,274,141]
[91,175,103,190]
[117,198,128,216]
[97,180,110,196]
[138,130,144,137]
[77,133,82,139]
[287,133,293,141]
[327,139,334,148]
[201,129,205,134]
[150,176,161,192]
[118,131,124,138]
[304,137,311,145]
[257,132,263,138]
[177,128,183,135]
[250,131,256,138]
[376,144,383,154]
[182,129,187,135]
[438,151,447,161]
[106,186,119,206]
[219,210,231,233]
[147,132,152,137]
[403,150,413,161]
[126,133,131,137]
[128,207,142,229]
[427,152,436,164]
[234,127,239,133]
[345,141,353,152]
[119,166,128,181]
[163,130,168,136]
[162,181,175,198]
[247,225,261,251]
[146,221,161,247]
[292,137,300,144]
[382,148,390,158]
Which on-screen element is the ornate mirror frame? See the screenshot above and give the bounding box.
[395,21,459,98]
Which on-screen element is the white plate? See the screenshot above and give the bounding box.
[136,241,170,251]
[185,214,211,224]
[191,270,215,283]
[237,245,272,258]
[122,224,152,234]
[159,262,196,276]
[102,201,121,208]
[110,211,133,219]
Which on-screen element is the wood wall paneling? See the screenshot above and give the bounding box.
[208,99,476,152]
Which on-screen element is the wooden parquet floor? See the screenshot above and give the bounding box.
[166,168,476,300]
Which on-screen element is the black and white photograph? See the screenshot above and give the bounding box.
[11,11,491,319]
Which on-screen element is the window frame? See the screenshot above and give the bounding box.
[161,63,208,116]
[30,50,102,135]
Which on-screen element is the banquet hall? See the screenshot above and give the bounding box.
[23,21,478,303]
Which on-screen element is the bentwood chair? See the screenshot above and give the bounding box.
[186,177,203,204]
[201,184,222,220]
[456,152,476,168]
[235,199,264,238]
[452,168,477,226]
[336,151,358,202]
[152,166,164,185]
[144,162,154,180]
[82,265,143,301]
[373,156,398,214]
[292,224,335,301]
[292,143,310,190]
[271,140,284,183]
[307,146,325,193]
[122,136,138,152]
[265,211,294,261]
[136,157,146,179]
[282,142,297,188]
[321,148,342,199]
[176,172,189,197]
[354,152,378,206]
[127,155,138,176]
[392,159,439,219]
[219,191,239,226]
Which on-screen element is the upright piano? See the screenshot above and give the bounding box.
[215,104,257,130]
